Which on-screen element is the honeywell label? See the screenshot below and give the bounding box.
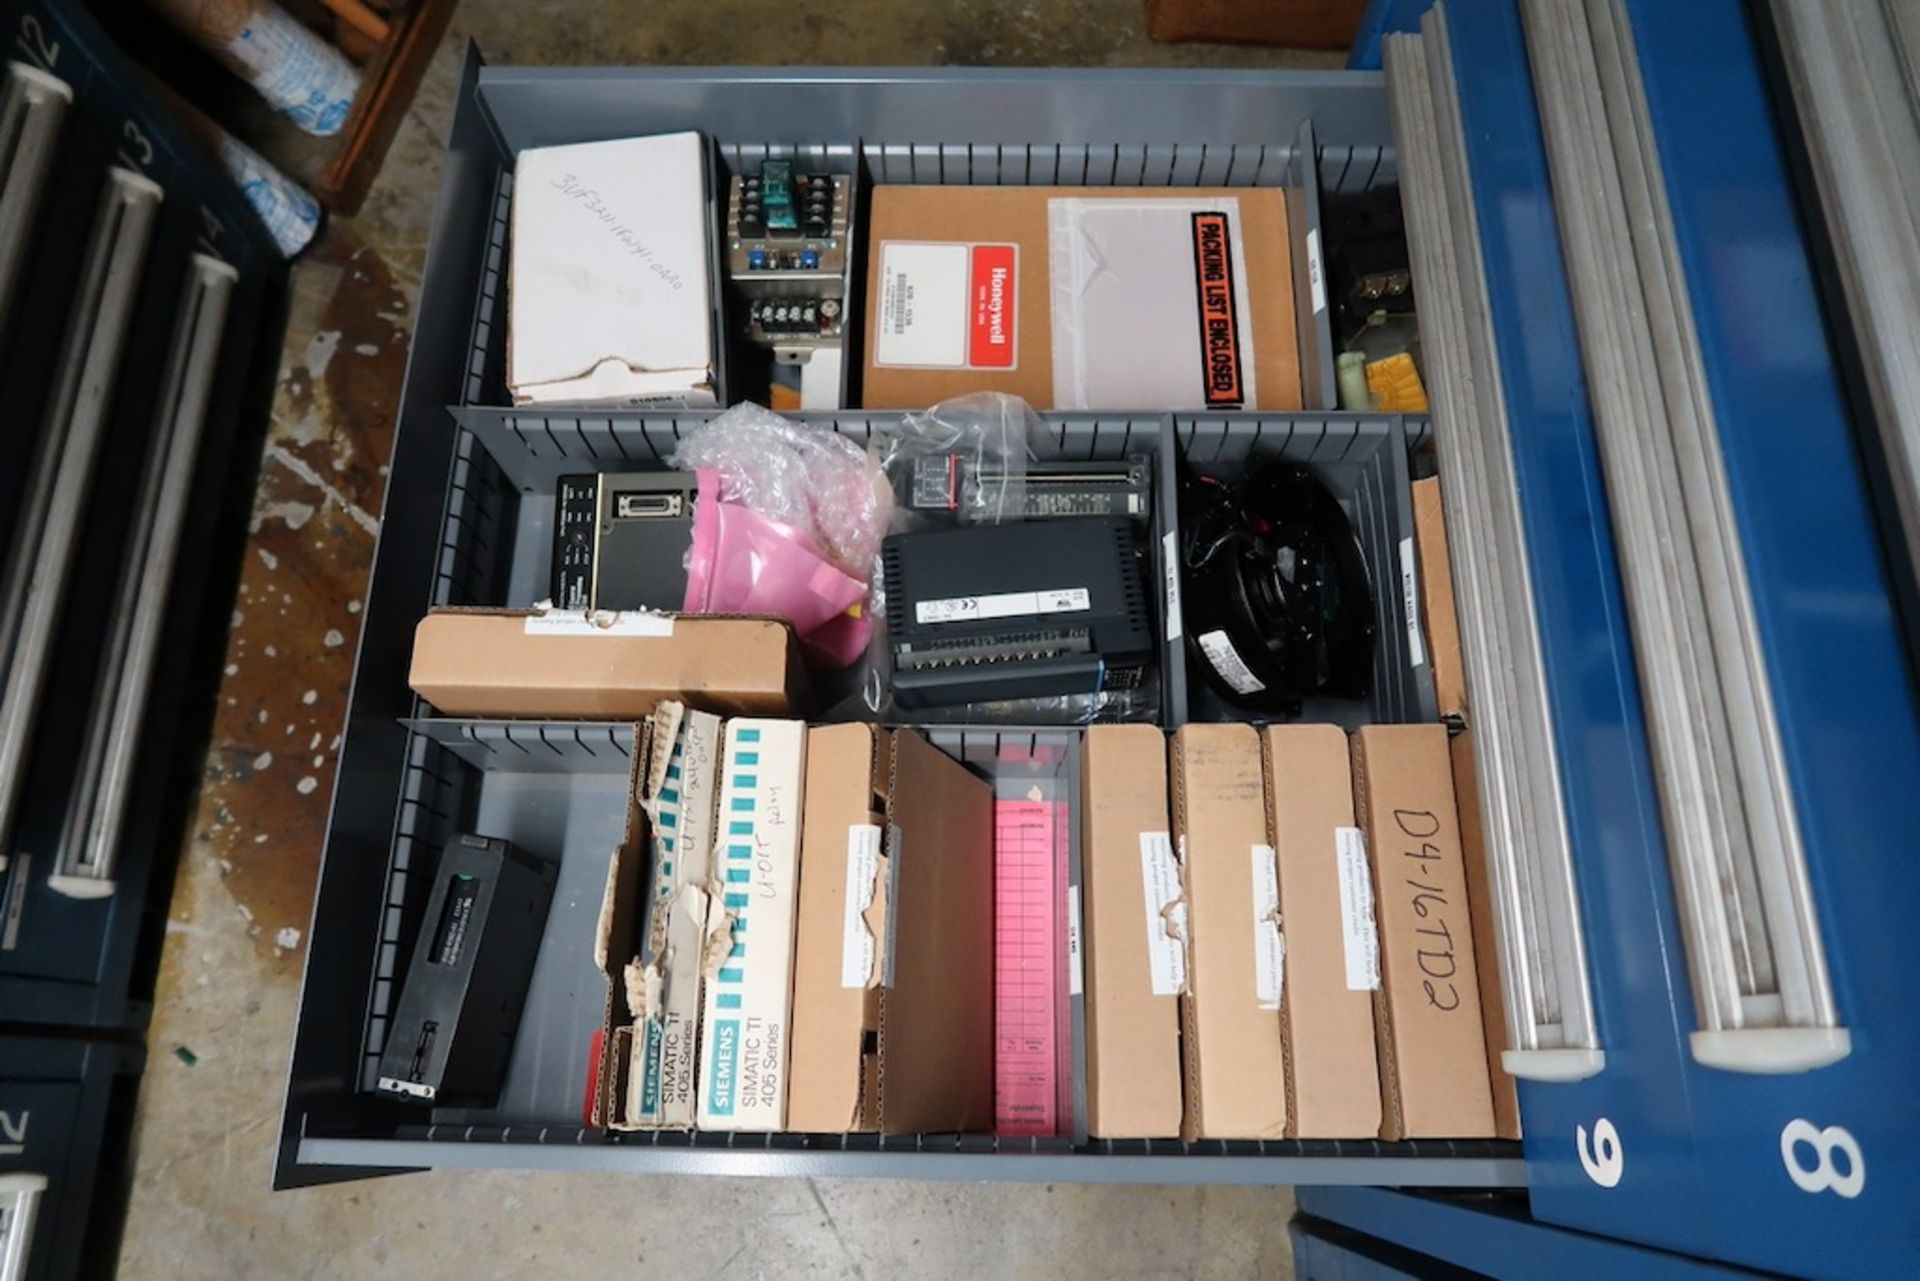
[841,824,883,988]
[524,609,675,637]
[1252,843,1284,1011]
[1335,827,1381,991]
[875,240,1018,369]
[1138,831,1187,997]
[1399,535,1427,668]
[1197,628,1265,695]
[1161,530,1183,641]
[916,587,1089,626]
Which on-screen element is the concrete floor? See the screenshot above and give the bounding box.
[114,4,1341,1277]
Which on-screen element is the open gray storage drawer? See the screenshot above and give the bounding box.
[277,58,1503,1188]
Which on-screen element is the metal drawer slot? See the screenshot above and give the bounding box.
[1383,12,1603,1083]
[0,166,162,866]
[1521,0,1845,1072]
[0,60,71,339]
[51,253,238,897]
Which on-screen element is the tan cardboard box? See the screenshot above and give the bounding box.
[1351,725,1496,1139]
[1412,477,1467,723]
[1171,723,1286,1140]
[1450,730,1523,1138]
[590,719,656,1131]
[861,185,1301,411]
[786,725,996,1134]
[408,608,808,719]
[1261,725,1382,1139]
[1082,725,1184,1138]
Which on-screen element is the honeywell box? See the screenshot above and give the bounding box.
[1351,724,1496,1139]
[696,720,808,1131]
[1450,730,1522,1138]
[1261,725,1382,1139]
[1082,725,1184,1138]
[862,185,1301,411]
[1171,723,1286,1140]
[785,725,996,1133]
[590,706,726,1133]
[408,608,808,719]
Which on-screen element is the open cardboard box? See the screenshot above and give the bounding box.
[786,725,996,1134]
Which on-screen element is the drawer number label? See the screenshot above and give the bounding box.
[1780,1119,1864,1199]
[1576,1117,1623,1188]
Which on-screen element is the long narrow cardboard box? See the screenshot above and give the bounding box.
[786,725,996,1134]
[1262,724,1382,1138]
[1171,723,1286,1140]
[1351,724,1495,1139]
[696,719,808,1131]
[1412,476,1467,723]
[1450,729,1523,1138]
[1082,725,1184,1138]
[590,719,655,1131]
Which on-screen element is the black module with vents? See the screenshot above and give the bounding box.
[882,516,1154,709]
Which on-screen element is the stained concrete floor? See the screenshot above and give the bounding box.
[114,4,1341,1277]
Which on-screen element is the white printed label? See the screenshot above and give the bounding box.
[1067,885,1084,996]
[874,241,1020,369]
[1399,535,1427,668]
[1306,228,1327,315]
[1138,832,1187,997]
[915,587,1090,626]
[1252,843,1284,1010]
[1336,827,1381,991]
[1161,530,1183,642]
[841,824,883,988]
[523,609,675,638]
[1197,628,1265,695]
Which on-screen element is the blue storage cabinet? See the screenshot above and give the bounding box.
[1373,1,1920,1277]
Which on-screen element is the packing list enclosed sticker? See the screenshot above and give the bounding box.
[875,241,1019,369]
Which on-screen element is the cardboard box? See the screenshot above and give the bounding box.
[1261,725,1382,1139]
[1351,725,1496,1139]
[626,702,724,1129]
[862,185,1301,412]
[589,719,655,1131]
[696,720,808,1130]
[1450,730,1523,1138]
[408,608,808,719]
[1081,726,1184,1138]
[1412,477,1467,723]
[1170,724,1286,1140]
[509,133,718,407]
[786,725,997,1133]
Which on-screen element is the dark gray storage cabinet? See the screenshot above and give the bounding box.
[277,57,1499,1188]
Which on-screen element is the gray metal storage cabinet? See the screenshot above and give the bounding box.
[277,58,1505,1188]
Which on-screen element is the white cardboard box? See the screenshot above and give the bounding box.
[508,132,718,407]
[696,719,808,1130]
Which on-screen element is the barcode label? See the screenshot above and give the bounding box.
[1336,827,1381,991]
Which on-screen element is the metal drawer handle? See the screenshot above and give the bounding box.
[0,60,70,341]
[0,166,163,870]
[51,254,239,898]
[1520,0,1846,1073]
[1385,14,1604,1084]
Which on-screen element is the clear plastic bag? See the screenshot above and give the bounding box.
[870,391,1041,529]
[670,401,890,578]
